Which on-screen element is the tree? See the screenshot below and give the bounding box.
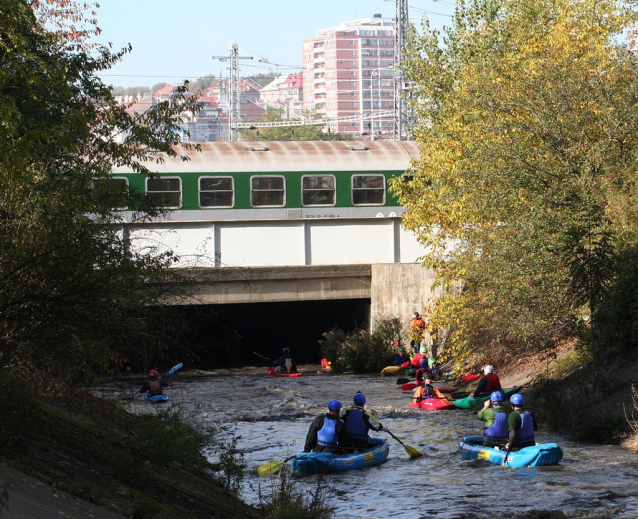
[391,0,638,362]
[0,0,202,382]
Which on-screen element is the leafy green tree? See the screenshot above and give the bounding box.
[0,0,201,382]
[391,0,638,362]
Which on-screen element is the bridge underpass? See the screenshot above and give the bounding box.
[165,264,439,367]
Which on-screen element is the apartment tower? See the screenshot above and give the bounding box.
[302,14,395,138]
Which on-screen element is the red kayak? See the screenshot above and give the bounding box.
[461,374,480,382]
[268,368,303,378]
[409,398,456,411]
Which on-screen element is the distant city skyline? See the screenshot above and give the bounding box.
[93,0,454,89]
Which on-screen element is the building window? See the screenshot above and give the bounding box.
[350,40,355,45]
[349,71,356,76]
[350,50,355,55]
[251,175,285,207]
[93,177,128,209]
[352,174,385,205]
[199,176,234,208]
[351,81,356,87]
[351,102,357,107]
[350,60,356,66]
[146,177,181,208]
[351,91,356,97]
[302,175,336,206]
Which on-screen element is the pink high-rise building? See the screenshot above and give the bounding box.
[302,14,395,138]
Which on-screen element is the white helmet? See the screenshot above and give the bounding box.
[484,365,494,374]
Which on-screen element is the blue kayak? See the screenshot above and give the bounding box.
[291,438,389,474]
[144,392,169,403]
[459,436,563,468]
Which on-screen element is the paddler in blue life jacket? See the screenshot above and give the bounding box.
[341,392,389,450]
[477,391,511,446]
[505,393,537,451]
[303,399,348,454]
[271,348,298,373]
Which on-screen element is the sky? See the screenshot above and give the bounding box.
[93,0,455,89]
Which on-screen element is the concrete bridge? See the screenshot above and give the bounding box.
[173,263,442,326]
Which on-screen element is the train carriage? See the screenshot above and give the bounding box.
[112,141,423,268]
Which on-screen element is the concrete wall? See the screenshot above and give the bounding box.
[370,263,442,330]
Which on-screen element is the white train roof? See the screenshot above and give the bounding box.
[113,140,421,174]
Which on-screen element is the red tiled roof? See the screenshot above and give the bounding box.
[155,85,175,96]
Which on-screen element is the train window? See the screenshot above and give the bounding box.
[93,177,128,209]
[251,176,285,207]
[302,175,336,206]
[199,176,234,208]
[145,177,181,208]
[352,174,386,205]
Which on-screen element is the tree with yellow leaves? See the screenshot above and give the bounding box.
[392,0,638,363]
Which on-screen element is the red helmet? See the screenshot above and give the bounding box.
[149,369,159,378]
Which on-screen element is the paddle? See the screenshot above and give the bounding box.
[386,431,422,458]
[253,351,272,362]
[164,362,183,377]
[502,443,512,467]
[396,377,411,385]
[257,455,296,476]
[401,382,422,391]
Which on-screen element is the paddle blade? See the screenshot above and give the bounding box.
[396,377,410,385]
[404,444,423,458]
[166,363,183,376]
[257,460,286,476]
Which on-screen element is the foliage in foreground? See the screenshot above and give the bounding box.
[258,473,335,519]
[392,0,638,364]
[319,316,402,373]
[0,0,203,383]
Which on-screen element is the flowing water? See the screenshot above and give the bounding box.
[113,369,638,519]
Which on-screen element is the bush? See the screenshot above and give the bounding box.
[318,317,399,374]
[259,473,334,519]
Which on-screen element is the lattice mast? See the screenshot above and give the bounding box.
[394,0,410,140]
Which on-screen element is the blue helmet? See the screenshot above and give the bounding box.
[510,393,524,406]
[420,359,429,368]
[354,392,366,405]
[490,391,504,403]
[328,399,342,411]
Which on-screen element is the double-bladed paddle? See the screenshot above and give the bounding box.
[396,377,411,385]
[257,455,296,476]
[164,362,183,377]
[387,431,422,458]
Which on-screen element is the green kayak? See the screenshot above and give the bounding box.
[452,386,523,409]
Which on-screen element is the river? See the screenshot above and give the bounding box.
[116,368,638,519]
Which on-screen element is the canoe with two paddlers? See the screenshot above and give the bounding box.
[458,436,563,467]
[290,437,389,474]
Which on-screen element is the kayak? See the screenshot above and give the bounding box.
[452,386,523,409]
[144,392,169,403]
[409,398,456,411]
[461,374,480,382]
[459,436,563,468]
[290,438,389,474]
[268,368,303,378]
[381,365,404,376]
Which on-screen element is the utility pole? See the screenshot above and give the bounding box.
[213,44,253,141]
[394,0,409,140]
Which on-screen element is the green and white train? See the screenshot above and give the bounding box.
[112,141,423,268]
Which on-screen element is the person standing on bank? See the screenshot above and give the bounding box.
[505,393,537,451]
[271,348,298,373]
[470,365,501,397]
[303,399,348,454]
[409,312,426,355]
[341,392,389,450]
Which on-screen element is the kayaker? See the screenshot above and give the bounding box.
[477,391,510,446]
[392,347,411,367]
[138,369,169,396]
[303,399,348,454]
[470,365,501,397]
[271,348,298,373]
[413,373,446,403]
[429,360,441,380]
[414,359,430,384]
[341,392,389,450]
[505,393,538,451]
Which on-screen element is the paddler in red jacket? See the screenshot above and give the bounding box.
[470,365,501,397]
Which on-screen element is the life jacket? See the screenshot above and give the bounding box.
[516,410,535,445]
[422,384,436,397]
[410,353,425,368]
[343,407,369,441]
[484,374,501,392]
[317,416,339,448]
[483,408,509,442]
[148,379,163,396]
[283,358,293,372]
[415,384,435,402]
